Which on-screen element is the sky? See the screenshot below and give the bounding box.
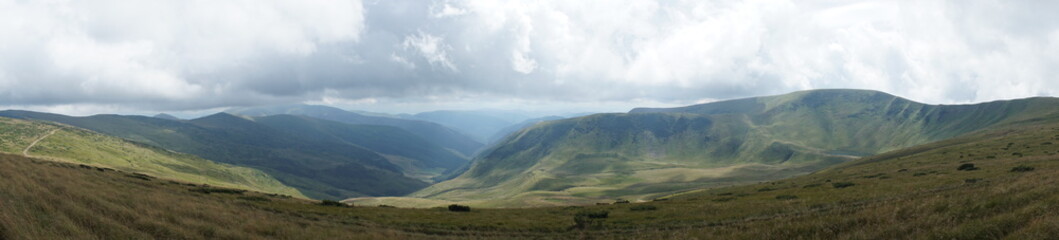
[0,0,1057,117]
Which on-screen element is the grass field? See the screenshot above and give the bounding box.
[3,117,1058,239]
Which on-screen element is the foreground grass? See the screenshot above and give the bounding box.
[2,121,1058,239]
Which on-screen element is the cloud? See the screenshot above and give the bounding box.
[0,0,1057,115]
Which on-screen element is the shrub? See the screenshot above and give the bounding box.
[126,173,154,181]
[757,187,776,192]
[957,163,979,171]
[1010,165,1035,172]
[447,204,471,212]
[320,200,348,207]
[614,199,630,204]
[832,182,856,189]
[1012,152,1023,157]
[377,205,396,208]
[237,196,270,202]
[574,210,609,229]
[802,183,822,188]
[629,205,658,211]
[189,187,247,195]
[775,195,798,200]
[913,172,928,177]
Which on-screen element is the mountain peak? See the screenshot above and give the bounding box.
[153,113,181,120]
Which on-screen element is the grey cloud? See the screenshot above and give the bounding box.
[0,0,1057,115]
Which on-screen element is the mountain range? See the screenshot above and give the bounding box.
[408,89,1059,206]
[0,111,467,200]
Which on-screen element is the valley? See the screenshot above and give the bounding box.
[2,107,1057,239]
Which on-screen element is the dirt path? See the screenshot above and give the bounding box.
[23,129,58,157]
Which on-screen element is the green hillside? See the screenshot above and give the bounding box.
[410,89,1059,206]
[4,114,1058,239]
[0,117,303,198]
[0,111,429,200]
[227,105,484,156]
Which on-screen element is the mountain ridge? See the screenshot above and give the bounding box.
[411,89,1059,206]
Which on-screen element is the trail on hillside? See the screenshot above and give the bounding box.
[23,129,58,157]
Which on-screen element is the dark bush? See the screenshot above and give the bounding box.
[126,173,154,181]
[1010,165,1035,172]
[652,198,669,202]
[957,163,979,171]
[320,200,348,207]
[237,196,270,202]
[574,210,610,229]
[832,182,856,189]
[775,195,798,200]
[757,187,776,192]
[897,169,908,172]
[377,205,396,208]
[448,204,471,212]
[614,199,630,204]
[912,172,928,177]
[189,187,247,195]
[1012,152,1023,157]
[716,192,734,196]
[629,205,658,211]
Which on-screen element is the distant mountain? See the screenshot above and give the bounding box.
[413,89,1059,205]
[0,110,430,200]
[227,105,483,157]
[410,110,534,144]
[252,114,469,182]
[153,113,181,120]
[0,117,303,197]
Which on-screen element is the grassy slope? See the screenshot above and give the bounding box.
[4,116,1058,239]
[0,110,428,200]
[0,117,304,198]
[410,89,1059,206]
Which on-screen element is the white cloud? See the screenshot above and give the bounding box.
[0,0,364,110]
[2,0,1057,115]
[402,32,458,72]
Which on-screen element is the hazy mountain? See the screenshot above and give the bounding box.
[227,105,483,156]
[0,110,429,200]
[252,114,469,182]
[412,89,1059,205]
[409,111,520,144]
[152,113,181,120]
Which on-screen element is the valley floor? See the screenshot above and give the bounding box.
[3,122,1059,239]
